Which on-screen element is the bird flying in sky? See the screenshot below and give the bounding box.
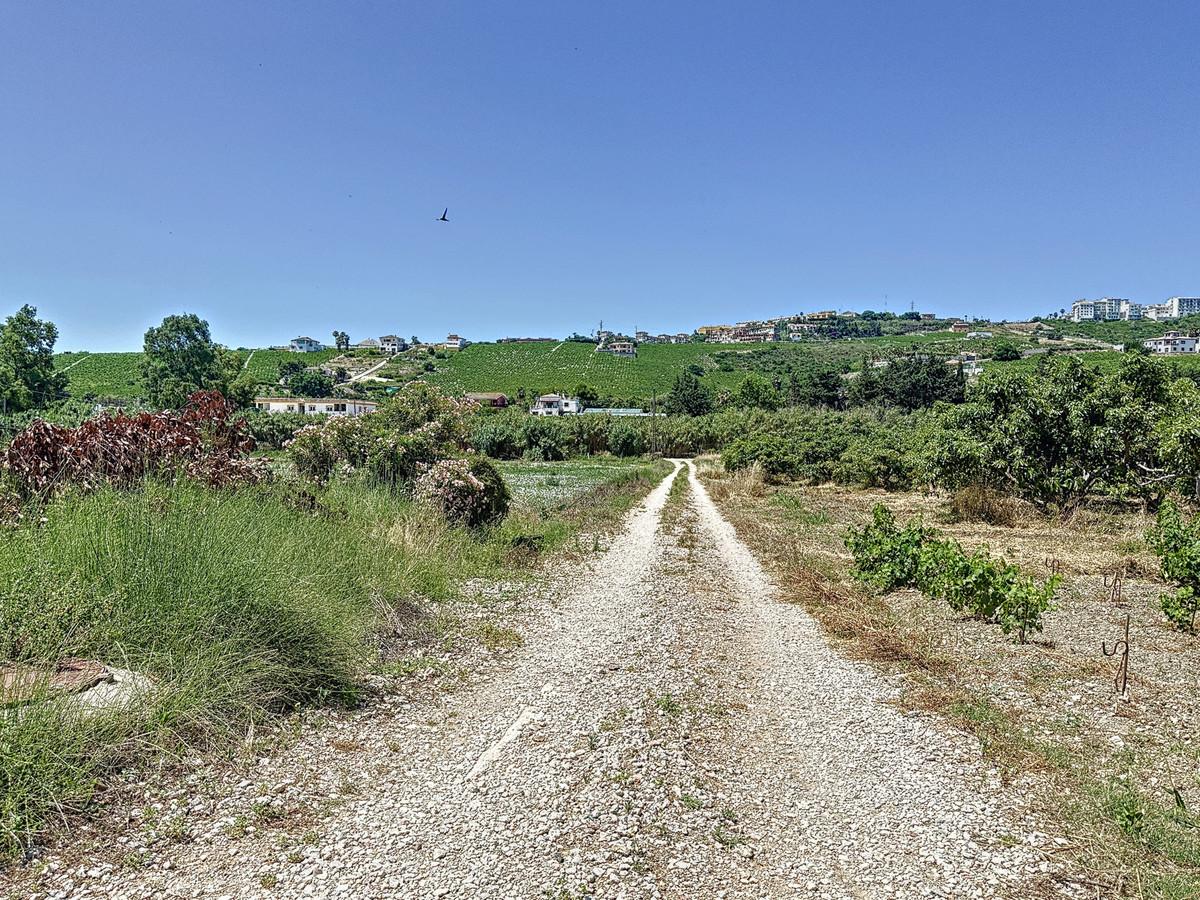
[436,208,449,222]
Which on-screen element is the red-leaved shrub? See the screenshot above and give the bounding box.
[3,390,268,498]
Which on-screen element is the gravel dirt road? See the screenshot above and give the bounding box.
[22,461,1072,900]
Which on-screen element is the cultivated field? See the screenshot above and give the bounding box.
[424,333,1035,398]
[698,462,1200,896]
[53,351,145,399]
[50,330,1048,403]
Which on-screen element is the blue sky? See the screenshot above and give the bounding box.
[1,1,1198,351]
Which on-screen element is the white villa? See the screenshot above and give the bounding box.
[444,334,469,350]
[597,340,636,357]
[530,394,582,416]
[289,336,327,352]
[1143,331,1198,355]
[379,335,407,354]
[254,397,379,416]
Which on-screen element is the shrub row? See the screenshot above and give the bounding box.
[845,505,1059,643]
[2,390,266,502]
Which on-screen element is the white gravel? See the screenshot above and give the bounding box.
[14,460,1077,899]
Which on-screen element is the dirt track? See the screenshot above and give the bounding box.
[23,462,1070,899]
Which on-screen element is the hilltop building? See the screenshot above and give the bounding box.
[289,336,326,352]
[379,335,407,354]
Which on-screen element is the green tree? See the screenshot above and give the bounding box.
[278,359,305,382]
[732,373,783,410]
[0,305,67,413]
[664,371,714,416]
[574,383,600,408]
[141,313,239,409]
[791,370,843,408]
[878,355,964,411]
[287,369,335,397]
[921,355,1179,511]
[991,340,1021,361]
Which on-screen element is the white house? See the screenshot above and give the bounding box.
[354,338,381,350]
[444,334,469,350]
[379,335,407,354]
[289,336,326,352]
[597,340,636,357]
[1143,331,1198,355]
[530,394,582,416]
[254,396,379,416]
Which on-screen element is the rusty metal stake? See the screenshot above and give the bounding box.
[1101,614,1130,701]
[1104,572,1124,604]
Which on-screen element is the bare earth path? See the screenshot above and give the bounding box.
[25,463,1069,900]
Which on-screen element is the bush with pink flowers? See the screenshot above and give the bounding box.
[413,456,510,527]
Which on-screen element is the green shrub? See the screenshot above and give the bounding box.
[608,422,647,457]
[1146,501,1200,631]
[846,504,1057,642]
[722,433,801,481]
[845,505,930,590]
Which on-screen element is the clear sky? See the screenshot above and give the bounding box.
[1,1,1198,351]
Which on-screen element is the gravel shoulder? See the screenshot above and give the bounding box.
[15,460,1071,899]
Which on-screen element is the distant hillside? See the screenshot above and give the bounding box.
[420,332,1035,401]
[51,330,1039,404]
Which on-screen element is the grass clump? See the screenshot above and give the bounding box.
[0,478,424,858]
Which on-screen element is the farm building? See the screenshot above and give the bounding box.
[254,396,379,416]
[530,394,582,416]
[289,336,326,352]
[466,392,508,408]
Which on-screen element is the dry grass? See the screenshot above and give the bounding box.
[697,467,1200,898]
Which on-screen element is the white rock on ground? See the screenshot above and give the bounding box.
[14,461,1079,899]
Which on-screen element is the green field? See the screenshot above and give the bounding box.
[52,348,343,400]
[241,348,341,386]
[424,334,1034,399]
[54,351,146,399]
[988,349,1200,377]
[50,331,1037,403]
[497,457,663,509]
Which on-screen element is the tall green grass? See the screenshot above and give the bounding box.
[0,480,422,855]
[0,463,668,858]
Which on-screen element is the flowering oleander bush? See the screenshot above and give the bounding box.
[2,390,267,499]
[287,383,481,487]
[414,456,510,527]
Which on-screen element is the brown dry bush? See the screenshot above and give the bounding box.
[948,485,1022,527]
[775,545,951,673]
[704,462,768,502]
